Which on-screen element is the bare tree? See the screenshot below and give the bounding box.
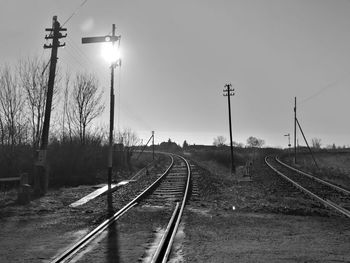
[213,135,227,147]
[18,57,51,148]
[69,72,105,144]
[61,70,73,142]
[116,128,140,169]
[0,117,4,145]
[246,136,265,148]
[233,141,244,148]
[116,128,140,148]
[0,64,26,146]
[182,140,189,149]
[18,57,61,148]
[311,137,322,149]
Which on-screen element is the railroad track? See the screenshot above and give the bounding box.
[265,155,350,218]
[51,152,191,263]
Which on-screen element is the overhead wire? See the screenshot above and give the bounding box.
[60,0,89,28]
[66,35,107,77]
[299,65,350,105]
[41,0,89,75]
[62,32,125,136]
[67,36,92,65]
[299,79,340,104]
[61,46,87,71]
[65,37,95,70]
[42,1,143,136]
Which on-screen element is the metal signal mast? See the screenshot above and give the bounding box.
[82,24,121,203]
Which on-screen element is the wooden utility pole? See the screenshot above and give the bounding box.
[34,16,66,196]
[294,97,297,164]
[82,24,121,197]
[152,131,155,160]
[223,83,236,174]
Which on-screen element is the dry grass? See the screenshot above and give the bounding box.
[292,152,350,189]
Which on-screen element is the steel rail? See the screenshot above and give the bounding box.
[51,202,137,263]
[150,153,192,263]
[276,156,350,195]
[161,154,191,262]
[51,153,175,263]
[150,202,180,263]
[265,156,350,218]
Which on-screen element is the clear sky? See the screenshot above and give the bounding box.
[1,0,350,147]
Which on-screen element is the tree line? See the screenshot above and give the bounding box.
[0,56,141,186]
[212,135,265,148]
[0,57,106,147]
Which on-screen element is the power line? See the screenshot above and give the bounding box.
[65,35,110,77]
[64,40,92,70]
[42,0,86,76]
[299,69,350,104]
[41,58,51,76]
[61,46,87,70]
[67,36,93,64]
[61,37,106,81]
[300,79,339,104]
[61,0,89,28]
[40,0,88,76]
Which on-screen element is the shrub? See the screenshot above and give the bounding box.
[192,148,245,168]
[48,138,106,186]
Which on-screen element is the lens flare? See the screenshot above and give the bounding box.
[101,42,121,64]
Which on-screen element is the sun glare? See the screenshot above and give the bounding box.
[101,42,121,64]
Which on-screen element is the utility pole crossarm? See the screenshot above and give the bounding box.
[44,43,66,49]
[45,33,67,40]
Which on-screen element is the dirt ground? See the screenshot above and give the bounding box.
[0,156,171,263]
[0,152,349,262]
[183,210,349,262]
[182,154,350,262]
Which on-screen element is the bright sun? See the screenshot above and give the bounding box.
[101,42,121,64]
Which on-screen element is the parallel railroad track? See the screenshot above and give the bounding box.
[276,156,350,196]
[265,155,350,218]
[51,152,191,263]
[142,156,189,206]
